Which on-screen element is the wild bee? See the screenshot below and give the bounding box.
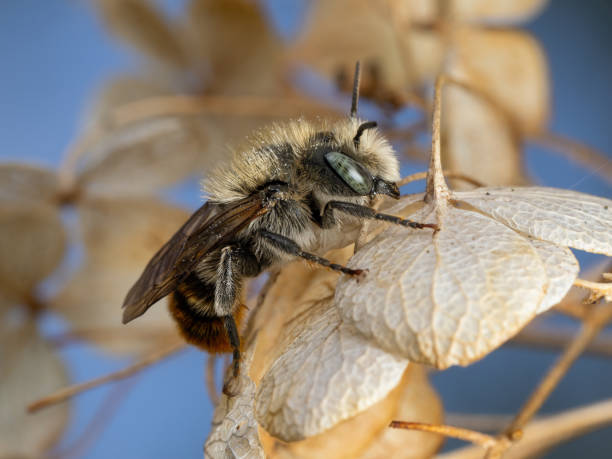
[122,63,436,374]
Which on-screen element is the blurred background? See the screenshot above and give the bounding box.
[1,0,611,458]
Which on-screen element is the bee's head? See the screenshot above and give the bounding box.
[302,117,400,200]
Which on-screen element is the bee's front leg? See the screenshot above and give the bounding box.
[322,200,438,231]
[259,230,367,279]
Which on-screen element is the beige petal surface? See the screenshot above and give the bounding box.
[0,321,69,458]
[358,365,444,459]
[0,203,66,297]
[261,365,442,459]
[95,0,188,70]
[336,204,552,368]
[255,296,409,441]
[456,187,612,256]
[449,0,548,23]
[51,263,178,355]
[77,117,208,196]
[450,27,549,133]
[186,0,283,96]
[442,84,526,187]
[204,347,265,459]
[51,197,186,354]
[0,164,58,203]
[294,0,442,93]
[528,239,579,313]
[77,196,189,266]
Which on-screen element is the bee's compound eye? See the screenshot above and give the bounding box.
[325,151,373,195]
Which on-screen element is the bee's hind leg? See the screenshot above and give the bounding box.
[215,245,259,378]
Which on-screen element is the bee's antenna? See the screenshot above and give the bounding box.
[350,61,361,118]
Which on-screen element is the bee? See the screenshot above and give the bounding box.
[122,63,436,374]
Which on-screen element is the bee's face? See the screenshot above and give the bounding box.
[302,119,400,200]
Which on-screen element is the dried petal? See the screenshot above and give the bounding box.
[336,203,557,368]
[205,347,265,459]
[51,263,178,355]
[294,0,442,93]
[0,321,69,457]
[0,203,65,297]
[77,196,190,266]
[442,84,526,187]
[450,27,549,133]
[0,164,58,203]
[76,117,208,196]
[95,0,188,69]
[449,0,548,23]
[51,197,187,354]
[528,239,579,313]
[261,365,443,459]
[358,366,444,459]
[186,0,283,95]
[456,187,612,256]
[255,296,409,441]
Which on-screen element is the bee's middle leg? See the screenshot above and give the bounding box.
[259,230,366,278]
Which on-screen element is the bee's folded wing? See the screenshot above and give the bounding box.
[122,195,268,323]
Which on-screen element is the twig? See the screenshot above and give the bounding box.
[444,414,513,434]
[390,421,497,448]
[111,94,340,126]
[511,322,612,358]
[531,131,612,183]
[398,170,485,188]
[486,304,612,457]
[438,398,612,459]
[28,341,185,412]
[49,377,139,459]
[573,278,612,303]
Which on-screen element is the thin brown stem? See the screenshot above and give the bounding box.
[511,323,612,358]
[531,131,612,183]
[487,304,612,457]
[390,421,496,448]
[49,377,139,459]
[398,170,484,188]
[425,75,450,203]
[111,94,340,126]
[28,341,185,412]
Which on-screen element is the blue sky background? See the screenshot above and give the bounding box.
[1,1,611,457]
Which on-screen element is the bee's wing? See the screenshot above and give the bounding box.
[122,195,268,323]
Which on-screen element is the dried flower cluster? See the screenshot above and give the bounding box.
[2,1,612,458]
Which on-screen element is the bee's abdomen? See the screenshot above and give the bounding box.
[168,277,245,354]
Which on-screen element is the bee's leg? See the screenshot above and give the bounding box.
[322,201,438,230]
[259,230,366,278]
[215,246,244,377]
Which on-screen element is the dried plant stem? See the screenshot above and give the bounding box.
[444,414,513,434]
[573,278,612,302]
[111,94,340,126]
[439,398,612,459]
[426,75,450,204]
[531,131,612,183]
[50,377,138,459]
[398,170,484,188]
[511,323,612,358]
[28,341,185,412]
[206,355,220,407]
[390,421,497,448]
[553,301,589,320]
[486,304,612,458]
